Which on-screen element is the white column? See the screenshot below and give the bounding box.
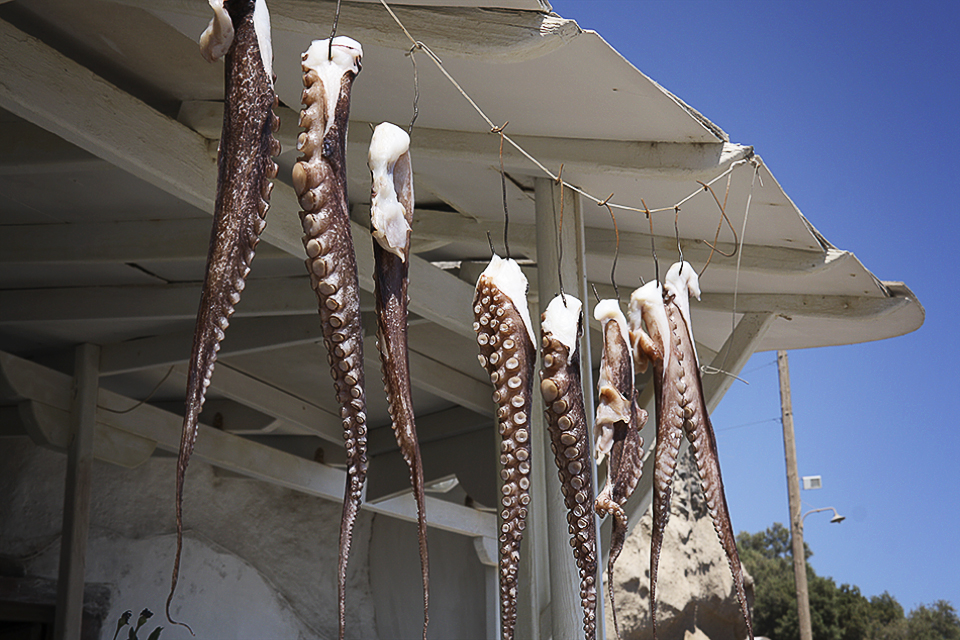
[533,177,603,640]
[54,343,100,640]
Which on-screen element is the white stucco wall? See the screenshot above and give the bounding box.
[0,436,378,639]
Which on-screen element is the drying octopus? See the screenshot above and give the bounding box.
[293,36,368,640]
[473,255,537,640]
[539,294,598,640]
[367,122,430,640]
[168,0,279,630]
[630,262,753,640]
[592,298,647,637]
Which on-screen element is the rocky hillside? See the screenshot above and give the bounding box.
[603,447,754,640]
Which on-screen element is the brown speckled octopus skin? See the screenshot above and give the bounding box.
[369,142,430,640]
[655,284,754,640]
[473,268,536,640]
[593,309,646,638]
[293,43,368,640]
[539,300,598,640]
[169,0,279,630]
[633,265,753,640]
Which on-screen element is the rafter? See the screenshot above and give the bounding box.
[588,282,909,320]
[170,363,345,444]
[0,279,317,324]
[0,19,476,340]
[179,101,742,178]
[413,210,835,274]
[99,315,325,375]
[1,349,497,540]
[0,220,289,265]
[122,0,578,62]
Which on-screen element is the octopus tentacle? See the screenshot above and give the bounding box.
[592,299,647,638]
[294,36,367,640]
[539,295,597,640]
[473,254,536,640]
[627,280,676,640]
[169,0,278,631]
[663,262,753,640]
[367,122,429,640]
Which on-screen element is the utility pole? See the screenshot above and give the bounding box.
[777,350,812,640]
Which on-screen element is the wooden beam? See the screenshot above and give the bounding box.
[53,344,98,640]
[588,282,908,320]
[0,350,497,540]
[95,314,493,422]
[169,363,345,445]
[20,401,158,468]
[180,102,742,178]
[702,313,776,412]
[0,220,289,265]
[0,279,316,324]
[410,209,835,275]
[365,337,495,418]
[98,315,325,375]
[124,0,578,62]
[0,20,214,213]
[0,19,476,340]
[367,406,489,457]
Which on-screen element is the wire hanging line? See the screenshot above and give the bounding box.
[375,0,760,223]
[98,365,176,414]
[374,0,765,387]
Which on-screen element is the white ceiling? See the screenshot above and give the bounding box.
[0,0,922,505]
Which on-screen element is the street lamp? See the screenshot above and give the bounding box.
[778,352,849,640]
[802,506,846,524]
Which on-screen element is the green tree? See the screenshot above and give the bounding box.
[866,592,906,640]
[907,600,960,640]
[737,524,960,640]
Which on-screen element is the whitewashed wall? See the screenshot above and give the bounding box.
[0,435,488,639]
[0,436,375,639]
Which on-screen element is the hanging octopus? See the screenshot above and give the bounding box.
[630,263,753,640]
[539,294,598,640]
[473,254,537,640]
[367,122,430,640]
[592,298,647,638]
[293,36,368,640]
[169,0,279,630]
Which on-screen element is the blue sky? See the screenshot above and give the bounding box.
[551,0,960,613]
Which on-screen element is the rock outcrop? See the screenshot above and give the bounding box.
[604,447,754,640]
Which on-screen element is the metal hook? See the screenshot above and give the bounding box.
[405,43,422,133]
[328,0,343,61]
[491,121,511,260]
[674,205,684,268]
[556,164,566,307]
[698,176,739,278]
[597,193,620,304]
[486,230,496,258]
[643,199,659,284]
